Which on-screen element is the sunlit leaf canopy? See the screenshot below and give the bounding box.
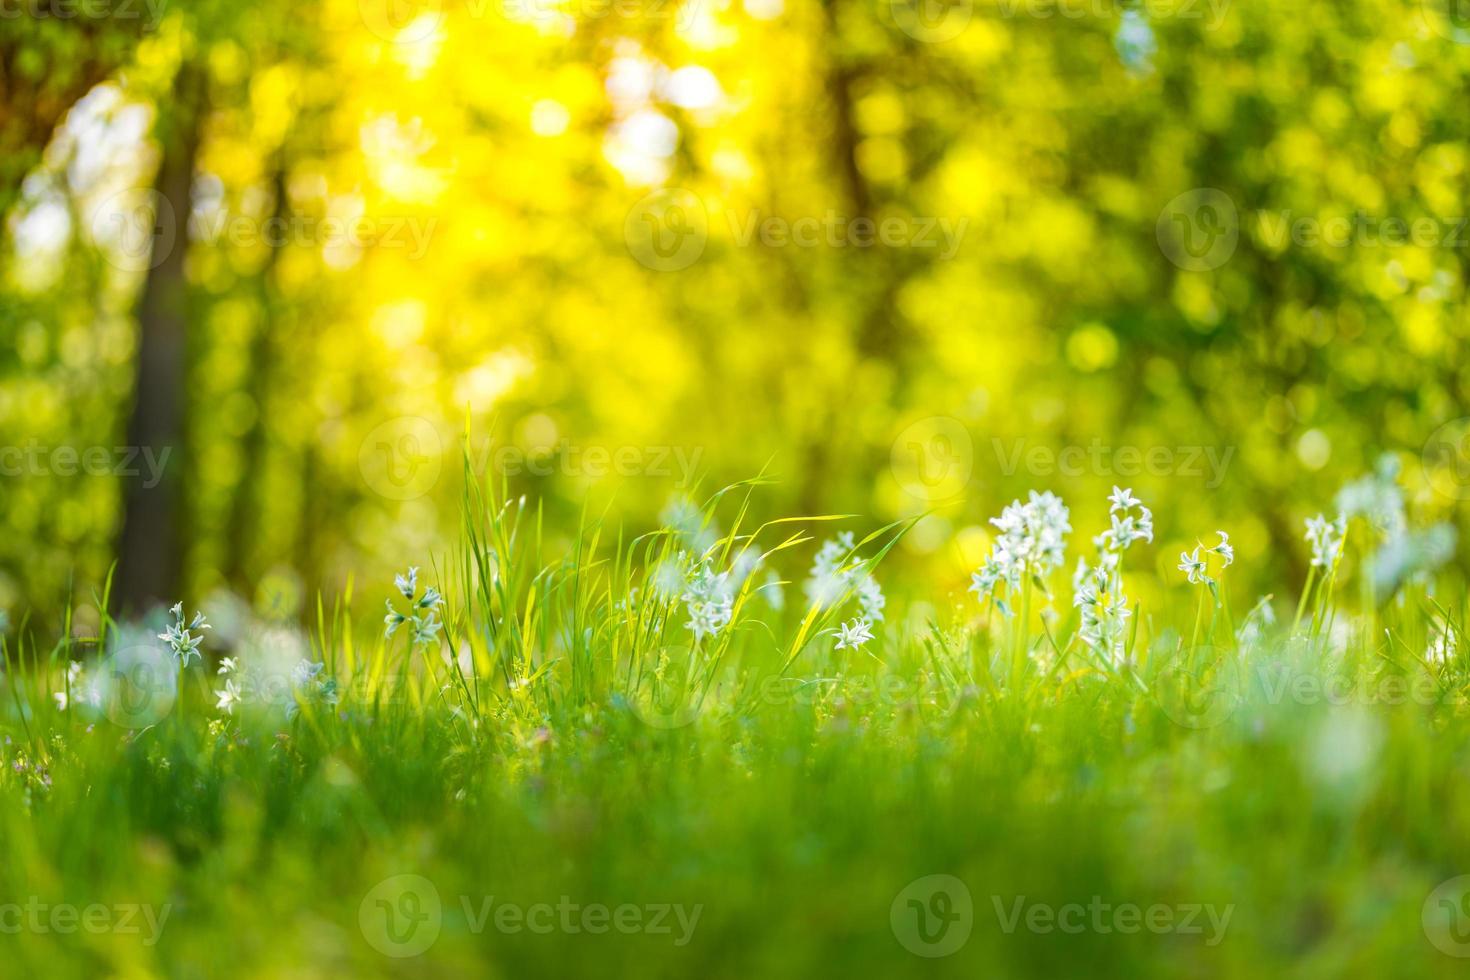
[1,0,1468,625]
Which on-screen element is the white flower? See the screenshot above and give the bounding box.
[215,679,241,715]
[410,616,443,647]
[1304,513,1347,568]
[971,491,1072,608]
[801,533,885,649]
[683,560,734,641]
[831,618,874,651]
[1074,490,1149,665]
[1336,454,1405,535]
[384,600,408,638]
[856,573,886,623]
[53,691,68,711]
[760,569,785,611]
[385,568,444,646]
[158,603,211,667]
[395,567,419,600]
[1108,486,1141,513]
[804,533,856,610]
[1178,547,1209,585]
[217,657,238,676]
[1209,531,1234,568]
[292,660,325,686]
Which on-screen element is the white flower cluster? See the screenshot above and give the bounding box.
[970,491,1072,616]
[1073,487,1153,665]
[682,560,734,642]
[383,567,445,647]
[804,531,885,651]
[214,651,338,719]
[158,602,212,667]
[1325,454,1455,594]
[1304,513,1347,569]
[1336,454,1406,535]
[52,661,101,712]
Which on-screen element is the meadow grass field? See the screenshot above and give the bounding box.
[3,455,1470,979]
[10,3,1470,979]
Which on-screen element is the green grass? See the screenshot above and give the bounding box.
[3,461,1470,979]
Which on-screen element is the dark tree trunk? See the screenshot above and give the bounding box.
[227,161,290,590]
[115,64,204,614]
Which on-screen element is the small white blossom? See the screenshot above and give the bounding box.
[215,679,242,715]
[395,567,419,600]
[1178,547,1209,585]
[1209,530,1234,568]
[831,618,874,651]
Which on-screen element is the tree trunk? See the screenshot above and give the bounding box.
[227,160,290,590]
[115,64,203,614]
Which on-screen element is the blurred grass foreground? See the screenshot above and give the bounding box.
[5,0,1470,978]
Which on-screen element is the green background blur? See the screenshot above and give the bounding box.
[3,0,1470,626]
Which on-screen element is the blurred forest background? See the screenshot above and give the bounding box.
[2,0,1469,628]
